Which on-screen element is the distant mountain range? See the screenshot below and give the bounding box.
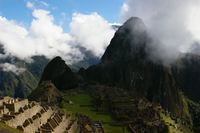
[0,55,49,98]
[0,48,101,98]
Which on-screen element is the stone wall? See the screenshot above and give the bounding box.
[53,114,71,133]
[14,99,29,112]
[6,103,42,128]
[66,118,79,133]
[0,96,12,106]
[23,116,41,133]
[4,99,28,113]
[22,106,54,133]
[0,97,78,133]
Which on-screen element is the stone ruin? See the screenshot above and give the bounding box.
[0,96,78,133]
[77,114,105,133]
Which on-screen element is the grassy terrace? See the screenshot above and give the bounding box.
[160,112,193,133]
[0,122,22,133]
[61,90,129,133]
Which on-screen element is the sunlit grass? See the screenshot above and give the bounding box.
[0,122,22,133]
[159,112,192,133]
[61,91,129,133]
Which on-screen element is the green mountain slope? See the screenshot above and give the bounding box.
[0,56,49,98]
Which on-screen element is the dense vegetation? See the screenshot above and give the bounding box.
[0,56,49,98]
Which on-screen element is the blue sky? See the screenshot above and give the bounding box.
[0,0,124,30]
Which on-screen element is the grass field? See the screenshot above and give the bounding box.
[0,122,22,133]
[61,90,130,133]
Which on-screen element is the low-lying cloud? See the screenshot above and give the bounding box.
[121,0,200,64]
[0,8,115,64]
[0,63,26,75]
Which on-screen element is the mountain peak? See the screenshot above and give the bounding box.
[101,17,147,63]
[39,56,71,83]
[39,56,78,90]
[119,17,146,33]
[124,17,144,26]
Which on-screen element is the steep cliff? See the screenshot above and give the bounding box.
[172,54,200,102]
[0,56,49,98]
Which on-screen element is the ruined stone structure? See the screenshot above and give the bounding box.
[0,96,78,133]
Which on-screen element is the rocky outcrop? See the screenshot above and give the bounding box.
[28,81,62,104]
[102,17,147,63]
[172,54,200,102]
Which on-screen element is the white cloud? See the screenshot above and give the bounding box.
[121,3,129,14]
[40,1,49,7]
[0,9,82,63]
[70,12,115,57]
[0,9,115,64]
[109,22,121,26]
[120,0,200,64]
[26,1,49,10]
[26,1,34,9]
[187,5,200,41]
[0,63,25,75]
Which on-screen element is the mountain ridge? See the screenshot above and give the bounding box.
[32,17,200,132]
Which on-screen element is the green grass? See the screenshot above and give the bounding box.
[160,112,193,133]
[61,91,129,133]
[160,112,181,133]
[0,122,22,133]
